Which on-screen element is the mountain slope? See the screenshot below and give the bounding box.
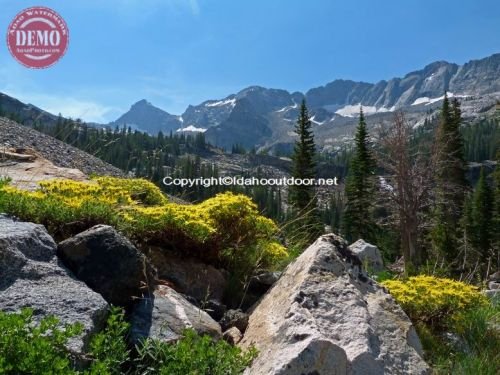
[0,92,59,126]
[2,53,499,151]
[204,98,273,150]
[0,117,124,177]
[109,99,182,134]
[180,53,500,150]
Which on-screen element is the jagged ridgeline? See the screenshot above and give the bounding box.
[0,176,287,270]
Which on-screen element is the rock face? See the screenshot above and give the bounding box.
[0,147,88,191]
[240,234,429,375]
[220,309,249,333]
[58,225,156,308]
[144,247,227,302]
[223,327,243,345]
[130,285,221,344]
[0,216,108,355]
[348,239,384,273]
[184,53,500,151]
[485,271,500,302]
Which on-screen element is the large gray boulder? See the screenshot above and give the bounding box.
[0,216,108,356]
[130,285,222,344]
[240,234,429,375]
[348,239,384,273]
[58,225,156,308]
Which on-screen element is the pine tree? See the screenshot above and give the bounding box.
[469,167,494,265]
[431,94,467,263]
[289,100,322,240]
[342,108,377,243]
[492,151,500,271]
[289,100,317,210]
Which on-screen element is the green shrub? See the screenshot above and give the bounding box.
[0,177,287,271]
[372,269,396,282]
[383,275,499,374]
[0,308,82,374]
[0,307,257,374]
[86,307,130,375]
[432,304,500,375]
[381,275,488,329]
[0,176,11,188]
[135,330,258,375]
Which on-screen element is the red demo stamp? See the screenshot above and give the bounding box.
[6,6,69,69]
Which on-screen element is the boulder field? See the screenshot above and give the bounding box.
[0,216,430,374]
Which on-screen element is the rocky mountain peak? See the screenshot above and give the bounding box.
[109,99,181,134]
[131,99,152,108]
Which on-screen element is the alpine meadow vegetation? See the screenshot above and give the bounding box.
[1,94,499,375]
[382,275,499,374]
[0,176,287,271]
[0,307,257,375]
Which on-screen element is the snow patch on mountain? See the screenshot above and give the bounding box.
[411,93,470,106]
[412,117,428,129]
[276,102,298,113]
[205,98,236,107]
[425,73,436,82]
[176,125,207,133]
[335,104,393,117]
[310,115,325,125]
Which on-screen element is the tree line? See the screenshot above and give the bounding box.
[322,95,499,278]
[288,96,498,279]
[27,117,286,221]
[1,101,498,278]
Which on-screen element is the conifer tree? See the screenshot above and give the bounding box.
[289,100,317,210]
[492,151,500,270]
[471,167,494,262]
[431,94,467,263]
[342,108,377,243]
[289,100,322,240]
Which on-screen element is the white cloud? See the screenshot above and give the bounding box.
[41,97,121,123]
[0,60,125,123]
[2,89,122,123]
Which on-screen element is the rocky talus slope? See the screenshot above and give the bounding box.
[0,117,124,177]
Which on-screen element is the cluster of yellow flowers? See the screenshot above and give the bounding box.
[382,275,489,325]
[119,187,287,263]
[0,177,287,267]
[36,177,168,207]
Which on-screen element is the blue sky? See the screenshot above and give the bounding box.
[1,0,499,122]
